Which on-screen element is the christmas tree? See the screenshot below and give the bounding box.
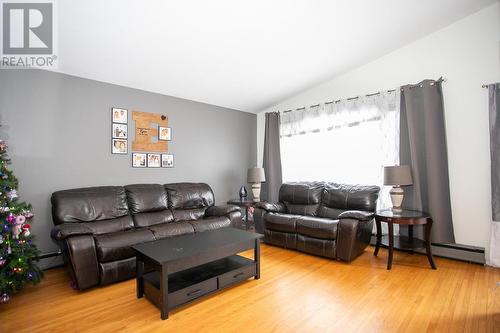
[0,138,42,303]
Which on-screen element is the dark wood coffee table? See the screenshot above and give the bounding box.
[132,228,262,320]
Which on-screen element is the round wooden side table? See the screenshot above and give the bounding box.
[227,199,257,230]
[374,209,437,270]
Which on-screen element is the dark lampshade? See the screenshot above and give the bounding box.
[247,167,266,183]
[384,165,413,186]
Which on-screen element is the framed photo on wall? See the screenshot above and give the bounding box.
[112,107,128,124]
[112,123,128,139]
[147,153,161,168]
[132,153,147,168]
[158,126,172,141]
[161,154,174,168]
[112,139,128,154]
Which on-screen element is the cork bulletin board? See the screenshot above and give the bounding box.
[132,111,168,152]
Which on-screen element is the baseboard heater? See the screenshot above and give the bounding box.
[36,249,63,260]
[369,235,485,265]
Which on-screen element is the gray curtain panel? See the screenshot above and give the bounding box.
[400,79,455,243]
[489,83,500,221]
[488,83,500,267]
[261,112,283,202]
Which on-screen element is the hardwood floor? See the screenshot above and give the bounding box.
[1,244,499,333]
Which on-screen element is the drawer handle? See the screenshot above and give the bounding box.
[187,288,202,297]
[233,272,245,279]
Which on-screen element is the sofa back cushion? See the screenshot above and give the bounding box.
[165,183,215,209]
[125,184,168,213]
[164,183,214,222]
[125,184,174,227]
[279,182,324,217]
[318,183,380,219]
[51,186,130,224]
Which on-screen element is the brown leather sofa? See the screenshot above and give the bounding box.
[50,183,242,290]
[253,182,380,262]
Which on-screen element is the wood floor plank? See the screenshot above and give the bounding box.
[0,244,498,333]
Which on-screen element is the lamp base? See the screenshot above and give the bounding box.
[390,186,404,212]
[251,183,261,202]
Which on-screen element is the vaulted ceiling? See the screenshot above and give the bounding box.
[56,0,496,112]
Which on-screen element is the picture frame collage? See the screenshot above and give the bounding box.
[111,107,128,154]
[111,107,174,168]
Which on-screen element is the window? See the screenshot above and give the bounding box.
[280,91,399,209]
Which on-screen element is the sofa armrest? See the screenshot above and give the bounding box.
[205,204,241,217]
[254,202,286,213]
[338,210,374,221]
[51,223,93,241]
[64,235,100,290]
[336,217,374,262]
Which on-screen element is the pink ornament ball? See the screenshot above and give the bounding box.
[15,215,26,224]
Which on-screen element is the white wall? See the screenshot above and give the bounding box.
[256,3,500,250]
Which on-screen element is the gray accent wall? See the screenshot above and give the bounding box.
[0,70,256,268]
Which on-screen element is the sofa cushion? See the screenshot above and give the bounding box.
[189,216,231,232]
[296,216,338,240]
[265,213,299,233]
[264,229,297,249]
[51,186,129,224]
[81,215,134,235]
[321,183,380,211]
[125,184,168,214]
[132,210,174,228]
[317,206,344,219]
[285,204,319,217]
[279,182,324,205]
[94,229,155,262]
[165,183,215,209]
[297,234,336,258]
[279,182,323,217]
[173,208,207,222]
[149,222,195,239]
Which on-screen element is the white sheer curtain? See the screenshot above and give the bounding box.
[280,90,400,210]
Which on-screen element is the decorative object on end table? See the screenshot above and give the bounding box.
[0,133,43,303]
[384,165,413,212]
[239,186,247,199]
[247,167,265,202]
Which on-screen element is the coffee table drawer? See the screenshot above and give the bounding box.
[169,277,217,308]
[219,264,256,288]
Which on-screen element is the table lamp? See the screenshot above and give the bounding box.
[247,167,266,202]
[384,165,413,212]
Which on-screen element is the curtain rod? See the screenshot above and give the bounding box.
[281,77,446,113]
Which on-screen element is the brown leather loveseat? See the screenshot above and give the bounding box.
[50,183,241,290]
[253,182,380,262]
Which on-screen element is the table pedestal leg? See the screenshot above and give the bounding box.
[136,257,144,298]
[387,223,394,270]
[254,238,260,279]
[160,265,169,320]
[374,220,382,256]
[425,219,437,270]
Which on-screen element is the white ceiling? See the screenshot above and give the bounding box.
[57,0,496,113]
